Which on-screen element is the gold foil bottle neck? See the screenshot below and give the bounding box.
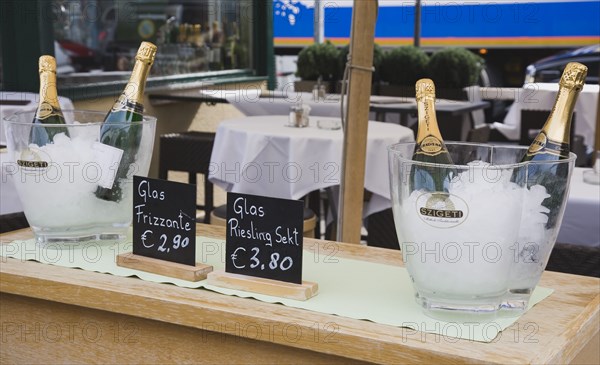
[416,78,435,101]
[39,56,57,73]
[559,62,587,90]
[135,42,157,65]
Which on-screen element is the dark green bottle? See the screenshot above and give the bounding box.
[30,56,69,146]
[411,78,455,193]
[95,42,157,202]
[521,62,587,228]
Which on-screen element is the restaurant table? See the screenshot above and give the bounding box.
[494,83,599,148]
[0,92,74,215]
[557,167,600,248]
[370,99,490,125]
[1,224,599,364]
[369,99,490,141]
[208,116,414,217]
[200,89,345,118]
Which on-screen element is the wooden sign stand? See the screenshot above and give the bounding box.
[207,270,318,301]
[116,252,213,282]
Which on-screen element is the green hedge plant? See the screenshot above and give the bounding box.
[296,41,340,81]
[428,48,484,88]
[379,46,429,86]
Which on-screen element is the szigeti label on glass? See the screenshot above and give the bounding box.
[17,147,50,169]
[416,192,469,228]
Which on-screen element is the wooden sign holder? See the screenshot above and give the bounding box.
[207,270,318,301]
[116,253,213,282]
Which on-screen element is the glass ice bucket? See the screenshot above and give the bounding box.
[388,142,575,318]
[3,110,156,244]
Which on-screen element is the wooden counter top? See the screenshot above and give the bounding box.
[1,225,598,364]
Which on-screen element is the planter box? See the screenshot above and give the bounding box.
[335,80,379,95]
[378,84,413,98]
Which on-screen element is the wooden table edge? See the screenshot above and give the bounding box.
[1,224,599,364]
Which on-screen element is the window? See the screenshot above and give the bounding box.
[52,0,254,76]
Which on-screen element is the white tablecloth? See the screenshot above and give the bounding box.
[201,89,344,118]
[557,167,600,248]
[1,92,74,215]
[209,116,414,217]
[494,83,599,149]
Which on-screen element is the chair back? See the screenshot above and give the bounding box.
[464,85,486,127]
[466,124,491,143]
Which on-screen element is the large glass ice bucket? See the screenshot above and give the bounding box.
[3,110,156,244]
[388,142,575,318]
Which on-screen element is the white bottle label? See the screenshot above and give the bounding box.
[92,142,124,189]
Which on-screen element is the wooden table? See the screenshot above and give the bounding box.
[1,225,598,364]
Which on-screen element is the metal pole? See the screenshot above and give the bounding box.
[314,0,324,44]
[414,0,421,47]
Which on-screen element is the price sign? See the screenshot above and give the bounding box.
[133,176,196,266]
[225,193,304,284]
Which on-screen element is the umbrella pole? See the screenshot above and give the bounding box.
[337,1,378,243]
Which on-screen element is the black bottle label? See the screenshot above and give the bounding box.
[112,94,144,113]
[415,135,445,156]
[527,132,569,158]
[35,102,61,120]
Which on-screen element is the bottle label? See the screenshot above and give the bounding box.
[415,135,445,156]
[35,102,61,120]
[92,142,124,189]
[112,94,144,113]
[416,192,468,228]
[527,132,570,158]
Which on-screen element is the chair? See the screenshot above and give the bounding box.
[0,212,29,234]
[546,243,600,278]
[366,208,400,250]
[159,132,216,223]
[463,85,486,128]
[466,124,491,143]
[519,110,575,147]
[210,205,318,238]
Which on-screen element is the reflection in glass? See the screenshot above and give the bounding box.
[52,0,252,77]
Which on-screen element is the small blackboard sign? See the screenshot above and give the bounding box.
[225,193,304,284]
[133,176,196,266]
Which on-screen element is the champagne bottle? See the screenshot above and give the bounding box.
[95,42,157,202]
[521,62,587,228]
[30,55,69,146]
[522,62,587,162]
[411,78,455,192]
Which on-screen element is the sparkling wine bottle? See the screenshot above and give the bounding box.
[522,62,587,162]
[30,56,69,146]
[411,78,455,192]
[95,42,157,202]
[521,62,587,228]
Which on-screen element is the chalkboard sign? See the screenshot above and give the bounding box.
[133,176,196,266]
[225,193,304,284]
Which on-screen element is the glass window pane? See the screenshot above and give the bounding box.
[52,0,253,76]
